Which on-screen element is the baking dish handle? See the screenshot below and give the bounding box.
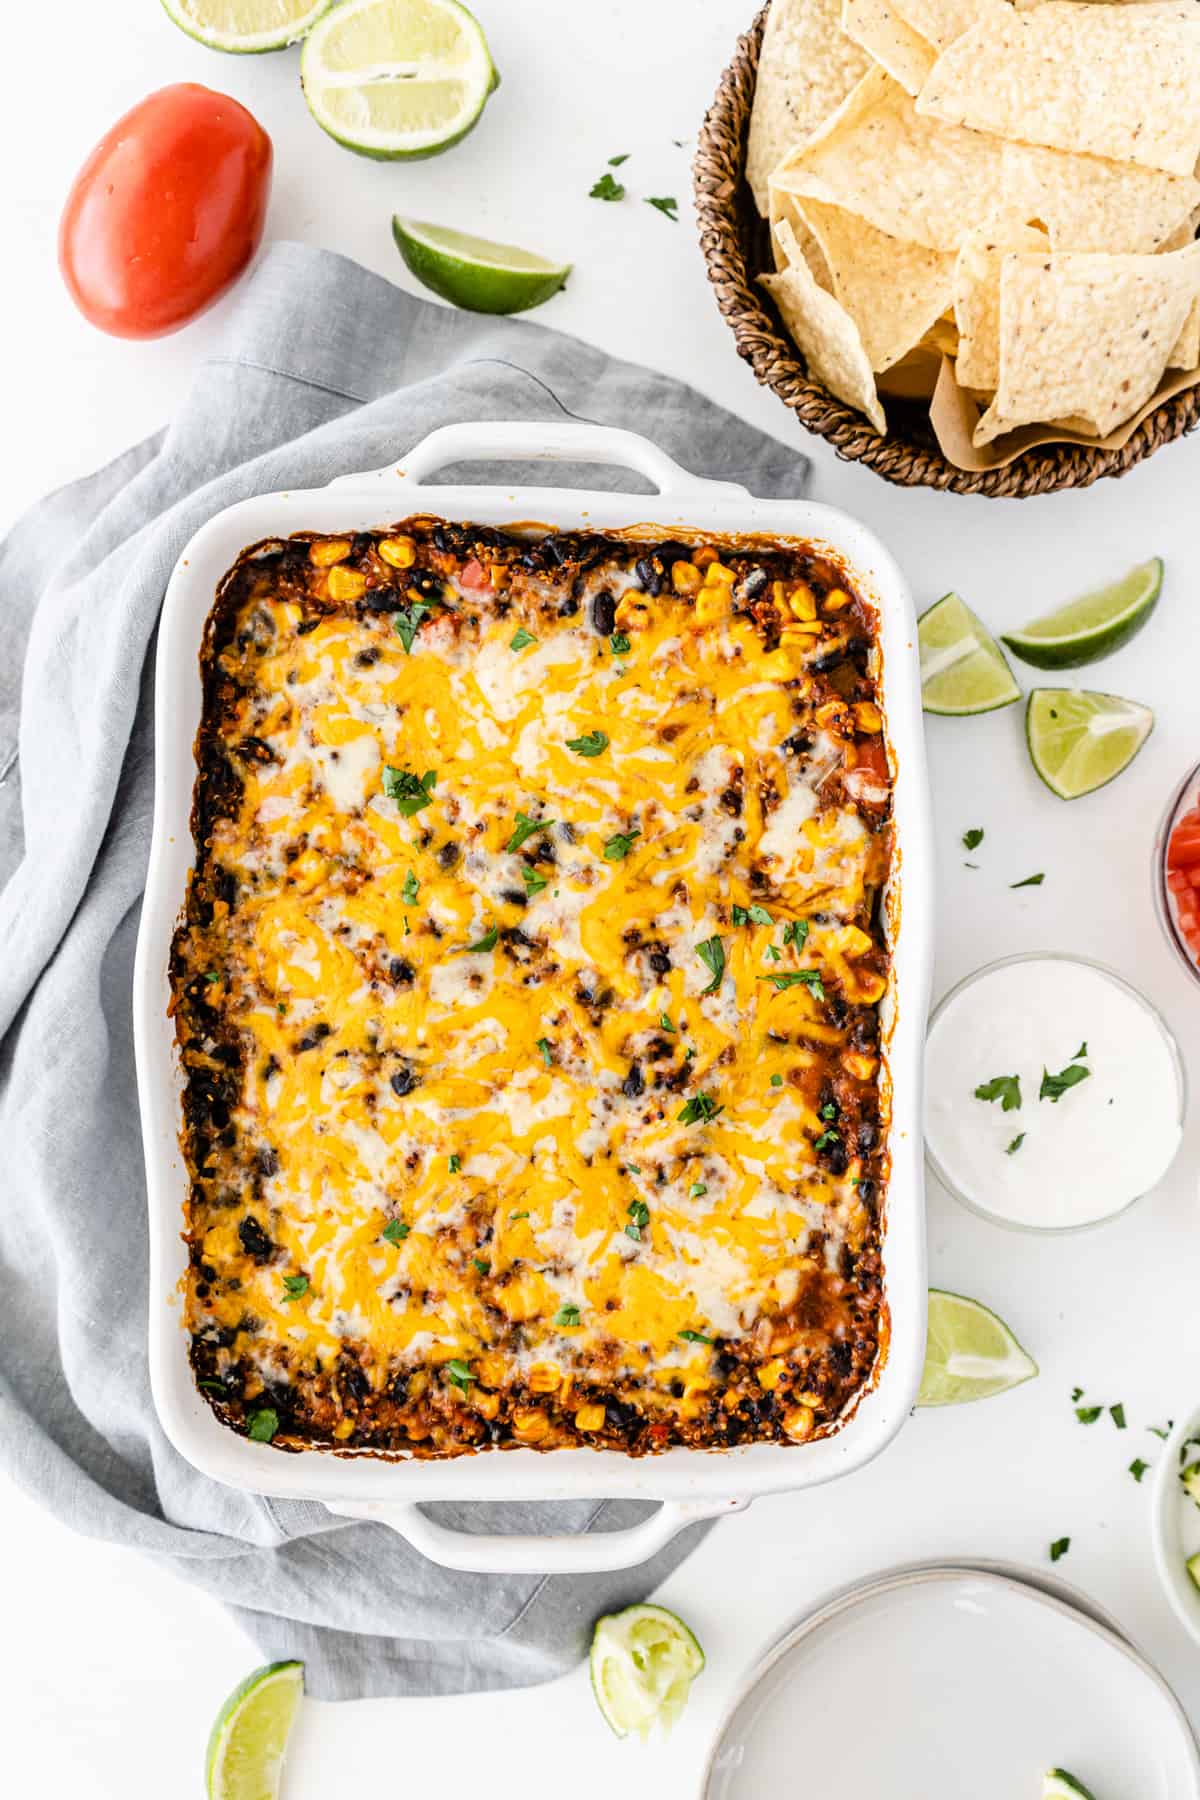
[323,1494,749,1574]
[377,420,753,499]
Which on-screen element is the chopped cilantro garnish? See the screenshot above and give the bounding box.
[677,1093,723,1127]
[678,1328,713,1344]
[623,1164,642,1175]
[688,1181,707,1198]
[382,1219,410,1244]
[536,1037,553,1067]
[445,1359,474,1393]
[522,864,549,897]
[401,869,419,905]
[647,195,679,220]
[449,1154,461,1173]
[510,1210,530,1221]
[393,600,431,654]
[819,1101,839,1121]
[604,828,641,861]
[510,626,537,652]
[1011,872,1045,888]
[1073,1041,1088,1058]
[1071,1386,1084,1402]
[696,935,725,995]
[733,903,774,927]
[625,1200,651,1242]
[472,1258,490,1276]
[247,1408,279,1443]
[660,1012,675,1033]
[567,729,609,757]
[507,810,556,852]
[962,827,984,850]
[1040,1061,1090,1103]
[590,171,626,201]
[814,1129,841,1152]
[610,631,631,654]
[770,1073,783,1087]
[782,919,810,949]
[1006,1133,1026,1155]
[608,152,629,166]
[758,969,825,998]
[383,765,437,815]
[1129,1459,1149,1483]
[282,1274,308,1301]
[1049,1537,1070,1563]
[765,944,782,962]
[554,1302,582,1327]
[1110,1403,1127,1430]
[461,923,498,953]
[974,1073,1022,1112]
[1076,1405,1102,1424]
[1149,1423,1173,1440]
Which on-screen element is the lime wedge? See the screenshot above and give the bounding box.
[1044,1771,1099,1800]
[918,593,1020,716]
[1026,688,1154,800]
[1003,558,1163,670]
[161,0,332,51]
[206,1661,304,1800]
[589,1603,705,1740]
[1187,1551,1200,1594]
[917,1290,1038,1407]
[393,217,570,314]
[301,0,498,160]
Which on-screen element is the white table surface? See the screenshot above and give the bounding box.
[4,1,1200,1794]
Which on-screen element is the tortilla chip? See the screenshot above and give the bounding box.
[890,0,1006,49]
[769,185,835,288]
[953,222,1050,389]
[1001,141,1200,254]
[917,2,1200,177]
[774,67,1004,251]
[762,219,888,430]
[746,0,872,213]
[795,193,955,368]
[974,243,1200,444]
[923,315,960,356]
[840,0,937,93]
[1168,297,1200,369]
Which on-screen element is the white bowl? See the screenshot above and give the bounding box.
[1151,1404,1200,1645]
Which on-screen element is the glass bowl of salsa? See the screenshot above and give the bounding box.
[1155,760,1200,987]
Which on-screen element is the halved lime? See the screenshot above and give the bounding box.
[1026,688,1154,800]
[206,1661,304,1800]
[918,593,1021,716]
[590,1603,705,1740]
[1187,1551,1200,1594]
[161,0,332,51]
[301,0,498,160]
[1044,1771,1099,1800]
[393,217,570,313]
[1002,558,1163,670]
[917,1290,1038,1407]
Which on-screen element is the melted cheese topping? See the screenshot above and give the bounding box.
[177,527,892,1450]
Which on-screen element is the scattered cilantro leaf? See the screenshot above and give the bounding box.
[1049,1537,1070,1563]
[962,827,984,850]
[974,1073,1022,1113]
[1073,1041,1088,1058]
[461,923,498,954]
[758,969,825,997]
[660,1013,675,1033]
[765,944,782,962]
[782,919,809,949]
[1006,1133,1026,1155]
[507,810,556,852]
[1076,1406,1102,1424]
[1071,1386,1084,1402]
[393,600,431,654]
[282,1274,309,1301]
[814,1129,841,1152]
[688,1181,707,1198]
[677,1093,723,1127]
[678,1328,713,1344]
[696,935,726,995]
[647,195,679,220]
[383,765,437,815]
[382,1219,410,1244]
[445,1359,474,1393]
[1011,872,1045,888]
[1110,1403,1127,1430]
[510,626,537,652]
[1040,1062,1090,1103]
[510,1210,530,1221]
[608,152,629,166]
[610,632,631,654]
[604,828,641,861]
[1149,1423,1173,1440]
[472,1258,490,1275]
[247,1408,279,1443]
[522,865,549,897]
[536,1037,553,1067]
[554,1303,582,1328]
[567,730,609,757]
[449,1154,461,1174]
[1129,1459,1149,1483]
[590,171,626,201]
[770,1073,783,1087]
[401,869,419,905]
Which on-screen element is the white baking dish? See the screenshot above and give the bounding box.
[133,419,933,1574]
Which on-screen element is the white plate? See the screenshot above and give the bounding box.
[704,1568,1199,1800]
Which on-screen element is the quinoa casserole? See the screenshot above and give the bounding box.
[169,518,895,1459]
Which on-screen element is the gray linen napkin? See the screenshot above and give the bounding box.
[0,241,809,1700]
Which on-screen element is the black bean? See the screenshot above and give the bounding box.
[500,888,527,908]
[782,732,812,757]
[810,647,845,675]
[622,1063,645,1099]
[437,841,460,870]
[238,1216,275,1264]
[591,590,616,636]
[648,947,672,976]
[740,567,769,599]
[635,556,663,597]
[858,1120,878,1153]
[390,1066,418,1097]
[389,957,415,986]
[827,1144,849,1177]
[255,1146,280,1178]
[295,1022,332,1053]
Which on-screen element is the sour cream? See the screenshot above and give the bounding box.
[925,955,1184,1230]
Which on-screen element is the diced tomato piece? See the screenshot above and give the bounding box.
[460,557,489,590]
[1167,869,1189,893]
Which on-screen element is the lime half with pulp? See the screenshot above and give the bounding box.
[206,1660,304,1800]
[393,217,570,313]
[1002,557,1162,670]
[161,0,332,51]
[1026,688,1153,800]
[590,1603,705,1739]
[917,1290,1038,1406]
[1044,1772,1099,1800]
[302,0,498,159]
[918,593,1020,715]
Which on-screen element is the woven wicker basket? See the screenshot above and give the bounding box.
[693,3,1200,496]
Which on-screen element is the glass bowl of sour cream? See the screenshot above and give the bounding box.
[924,953,1186,1233]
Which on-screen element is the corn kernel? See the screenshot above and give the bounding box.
[527,1362,560,1395]
[855,972,888,1004]
[473,1390,500,1420]
[823,587,852,611]
[783,1404,816,1442]
[615,590,653,630]
[832,924,874,958]
[843,1050,879,1081]
[693,546,719,568]
[575,1403,606,1433]
[333,1416,355,1440]
[788,583,817,620]
[477,1353,507,1388]
[512,1407,550,1443]
[489,562,508,588]
[815,699,850,730]
[671,560,702,595]
[703,561,736,586]
[309,537,351,567]
[377,535,416,569]
[853,701,884,733]
[757,1358,787,1391]
[780,620,823,638]
[694,587,730,627]
[327,565,367,602]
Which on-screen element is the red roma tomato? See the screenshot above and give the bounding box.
[59,84,272,339]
